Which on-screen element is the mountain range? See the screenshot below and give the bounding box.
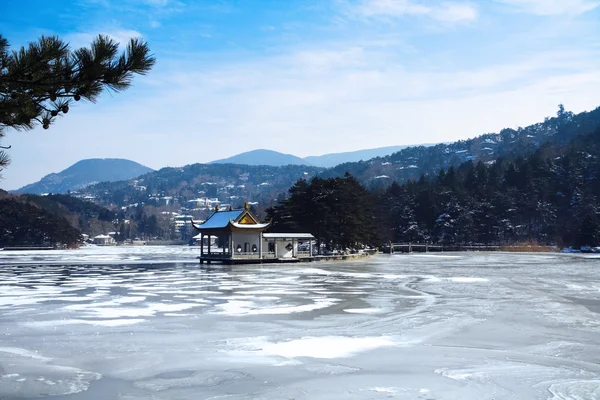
[13,158,153,195]
[210,145,422,168]
[303,145,418,167]
[13,145,422,194]
[12,106,600,210]
[210,149,307,167]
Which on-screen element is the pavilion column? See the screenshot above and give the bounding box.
[259,232,263,259]
[292,238,296,258]
[200,233,204,257]
[208,235,211,256]
[230,233,235,259]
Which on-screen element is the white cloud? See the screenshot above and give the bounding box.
[496,0,600,15]
[350,0,478,23]
[138,0,186,11]
[65,29,144,48]
[433,2,479,22]
[144,0,170,5]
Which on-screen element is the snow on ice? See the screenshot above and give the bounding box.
[0,247,599,399]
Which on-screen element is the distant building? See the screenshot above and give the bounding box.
[174,214,194,229]
[185,197,220,209]
[92,234,116,246]
[160,196,174,206]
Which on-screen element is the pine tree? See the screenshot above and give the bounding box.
[0,33,155,173]
[267,173,381,251]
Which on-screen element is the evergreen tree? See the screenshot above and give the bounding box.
[267,173,380,251]
[0,199,81,247]
[0,33,155,173]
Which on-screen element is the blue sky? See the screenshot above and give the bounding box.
[1,0,600,189]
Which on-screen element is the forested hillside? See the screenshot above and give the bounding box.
[0,198,82,247]
[270,123,600,250]
[0,192,119,247]
[85,163,324,212]
[376,126,600,248]
[323,106,600,189]
[18,194,118,236]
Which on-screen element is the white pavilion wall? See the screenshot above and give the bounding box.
[262,238,297,258]
[276,242,295,258]
[231,232,261,254]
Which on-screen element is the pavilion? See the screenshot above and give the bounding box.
[192,203,315,264]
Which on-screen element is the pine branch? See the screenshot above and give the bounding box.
[0,33,154,176]
[0,33,155,130]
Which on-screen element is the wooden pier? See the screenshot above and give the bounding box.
[382,243,444,253]
[198,251,373,265]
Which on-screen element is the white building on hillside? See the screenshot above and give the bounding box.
[92,234,116,246]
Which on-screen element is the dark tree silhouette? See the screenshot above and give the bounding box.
[267,173,381,251]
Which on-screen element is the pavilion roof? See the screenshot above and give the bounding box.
[195,210,244,229]
[263,233,314,240]
[192,207,271,232]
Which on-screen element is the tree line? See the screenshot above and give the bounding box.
[0,193,180,247]
[0,198,81,247]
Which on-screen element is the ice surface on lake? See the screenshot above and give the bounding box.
[1,248,600,399]
[234,336,396,359]
[0,245,199,266]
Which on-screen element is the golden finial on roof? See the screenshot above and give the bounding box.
[244,202,249,210]
[215,204,220,212]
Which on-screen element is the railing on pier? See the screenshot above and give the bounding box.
[198,250,316,262]
[382,243,556,253]
[200,252,230,259]
[382,243,443,253]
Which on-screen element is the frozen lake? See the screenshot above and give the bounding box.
[1,247,600,399]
